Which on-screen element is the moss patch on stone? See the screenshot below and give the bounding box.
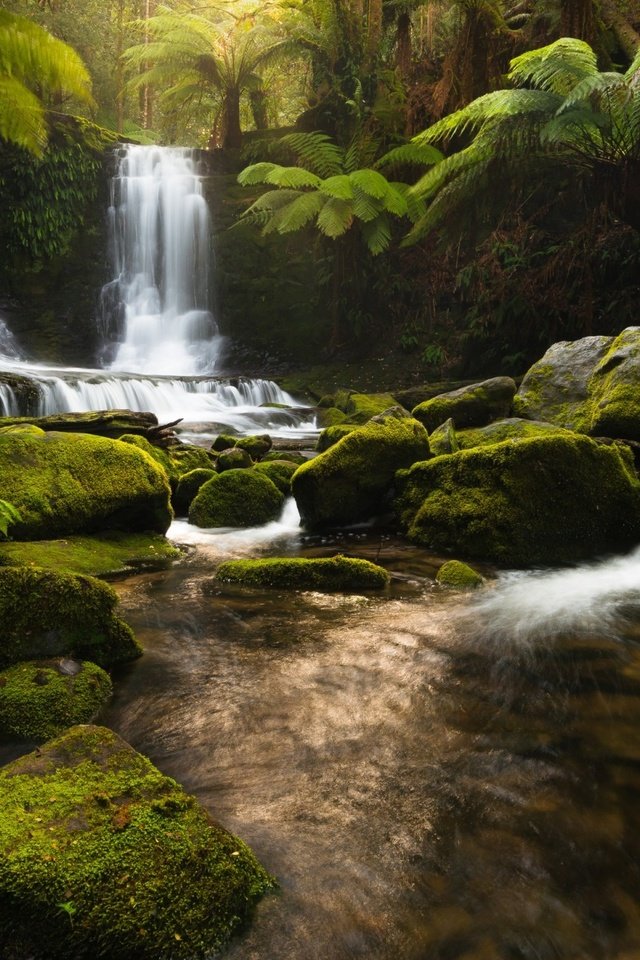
[316,406,348,428]
[412,377,516,433]
[189,470,284,528]
[316,423,359,453]
[456,418,574,449]
[0,660,112,741]
[235,434,272,458]
[0,725,274,959]
[118,435,215,487]
[173,469,217,516]
[435,560,484,589]
[261,451,307,465]
[0,428,172,540]
[293,408,430,529]
[395,434,640,567]
[428,418,458,456]
[216,555,389,591]
[252,460,298,495]
[216,447,253,471]
[0,531,181,578]
[0,566,141,668]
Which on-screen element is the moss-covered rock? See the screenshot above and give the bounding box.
[0,725,274,959]
[0,566,141,667]
[235,434,272,458]
[216,446,253,471]
[118,435,215,487]
[0,531,181,578]
[428,418,459,456]
[0,660,112,741]
[412,377,517,433]
[292,407,430,529]
[316,422,359,452]
[316,406,348,428]
[395,434,640,566]
[588,328,640,440]
[252,460,298,495]
[0,427,172,539]
[0,410,158,439]
[456,417,574,449]
[211,432,239,452]
[216,555,389,591]
[435,560,484,589]
[189,469,284,528]
[261,450,307,464]
[173,468,217,515]
[343,392,400,424]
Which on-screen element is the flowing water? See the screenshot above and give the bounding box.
[93,517,640,960]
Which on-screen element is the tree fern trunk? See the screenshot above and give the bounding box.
[222,87,243,149]
[560,0,596,43]
[396,11,412,79]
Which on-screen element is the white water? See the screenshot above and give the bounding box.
[101,145,219,375]
[169,498,303,555]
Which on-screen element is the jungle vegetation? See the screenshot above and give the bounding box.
[2,0,640,375]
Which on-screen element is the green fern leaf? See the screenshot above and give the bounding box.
[265,166,322,188]
[319,174,353,200]
[316,197,353,238]
[350,168,390,200]
[276,191,325,232]
[238,162,280,185]
[361,214,392,255]
[375,142,443,170]
[280,132,345,177]
[508,38,598,95]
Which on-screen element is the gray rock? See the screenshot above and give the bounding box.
[412,377,517,433]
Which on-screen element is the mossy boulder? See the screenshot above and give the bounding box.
[412,377,517,433]
[435,560,484,589]
[292,407,430,529]
[252,460,298,495]
[316,422,359,452]
[0,725,274,959]
[235,434,272,458]
[395,434,640,566]
[0,410,158,439]
[0,566,141,668]
[173,468,217,515]
[189,470,284,528]
[513,334,612,430]
[212,432,239,452]
[456,418,574,449]
[428,418,459,456]
[588,327,640,440]
[0,427,172,539]
[316,406,349,428]
[118,434,215,486]
[216,446,253,471]
[261,450,307,465]
[216,555,389,591]
[0,660,112,741]
[0,531,181,578]
[343,392,400,424]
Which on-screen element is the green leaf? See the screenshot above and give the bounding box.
[349,169,390,200]
[319,175,353,200]
[265,166,322,189]
[316,197,353,238]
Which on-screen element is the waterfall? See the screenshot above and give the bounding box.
[101,144,220,375]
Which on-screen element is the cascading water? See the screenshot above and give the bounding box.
[101,145,220,375]
[0,145,316,436]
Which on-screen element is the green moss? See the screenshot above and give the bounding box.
[0,725,274,959]
[211,433,239,452]
[0,429,172,540]
[316,423,359,452]
[316,407,348,428]
[412,377,516,433]
[343,392,399,424]
[118,435,215,487]
[395,435,640,566]
[173,469,217,516]
[428,418,458,456]
[0,566,141,668]
[0,531,181,578]
[189,470,284,528]
[235,434,272,458]
[292,408,430,529]
[0,660,112,741]
[435,560,484,589]
[260,451,307,465]
[588,330,640,440]
[456,418,574,449]
[217,447,253,471]
[216,555,389,591]
[252,460,298,495]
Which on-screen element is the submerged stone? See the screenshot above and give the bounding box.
[0,566,141,668]
[435,560,484,589]
[0,427,172,539]
[0,725,274,959]
[412,377,516,433]
[0,660,112,741]
[395,434,640,567]
[216,555,389,591]
[189,469,284,528]
[292,407,429,529]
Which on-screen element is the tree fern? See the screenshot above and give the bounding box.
[317,197,354,237]
[280,132,345,177]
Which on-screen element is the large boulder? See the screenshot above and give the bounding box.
[292,407,429,529]
[189,469,284,528]
[0,566,141,668]
[118,434,216,487]
[395,434,640,566]
[588,327,640,440]
[411,377,516,433]
[456,417,575,449]
[513,334,613,430]
[0,427,172,539]
[0,725,274,959]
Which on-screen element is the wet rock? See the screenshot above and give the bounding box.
[118,433,215,487]
[252,460,298,495]
[412,377,517,433]
[216,446,253,471]
[429,418,459,456]
[436,560,484,589]
[235,434,272,458]
[189,469,284,528]
[0,409,159,438]
[0,725,274,958]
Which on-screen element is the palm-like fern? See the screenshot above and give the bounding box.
[408,37,640,240]
[0,11,93,155]
[237,131,442,253]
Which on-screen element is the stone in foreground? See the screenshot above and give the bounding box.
[189,469,284,528]
[435,560,484,589]
[396,435,640,566]
[216,555,389,591]
[0,725,274,959]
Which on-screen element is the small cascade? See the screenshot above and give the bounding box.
[0,315,22,361]
[101,144,219,375]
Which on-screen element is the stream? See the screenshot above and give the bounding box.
[97,516,640,960]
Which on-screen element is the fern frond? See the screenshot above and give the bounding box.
[559,72,627,111]
[319,174,353,199]
[360,213,392,255]
[265,166,322,188]
[316,197,353,238]
[351,186,381,222]
[375,142,443,170]
[275,191,325,232]
[382,183,408,217]
[0,75,45,155]
[349,168,389,200]
[280,132,344,177]
[508,37,598,95]
[238,162,280,185]
[391,182,427,224]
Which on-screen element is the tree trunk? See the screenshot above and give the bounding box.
[560,0,596,43]
[601,0,640,60]
[396,11,412,79]
[140,0,156,129]
[115,0,125,134]
[249,88,269,130]
[366,0,383,69]
[222,87,243,149]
